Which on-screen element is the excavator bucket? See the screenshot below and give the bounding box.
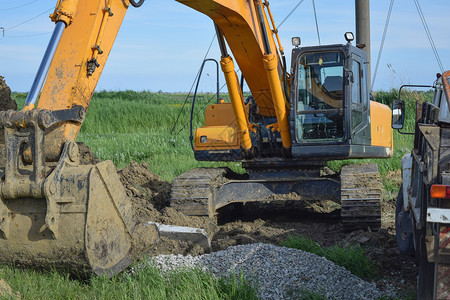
[0,108,161,276]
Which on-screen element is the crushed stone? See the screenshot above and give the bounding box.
[142,243,395,300]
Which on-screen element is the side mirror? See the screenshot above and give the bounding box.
[392,99,405,129]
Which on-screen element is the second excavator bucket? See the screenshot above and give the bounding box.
[0,108,161,276]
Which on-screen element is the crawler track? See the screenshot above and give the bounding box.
[169,168,228,216]
[340,164,382,232]
[171,164,382,232]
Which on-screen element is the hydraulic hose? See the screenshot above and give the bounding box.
[129,0,145,8]
[189,58,220,151]
[282,55,290,104]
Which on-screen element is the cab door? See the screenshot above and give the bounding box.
[349,53,370,145]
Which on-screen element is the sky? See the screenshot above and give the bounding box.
[0,0,449,93]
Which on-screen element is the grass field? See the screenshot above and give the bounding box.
[282,234,378,280]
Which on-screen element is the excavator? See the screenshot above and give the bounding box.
[170,0,392,232]
[0,0,393,276]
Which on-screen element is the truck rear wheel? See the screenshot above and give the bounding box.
[395,185,414,256]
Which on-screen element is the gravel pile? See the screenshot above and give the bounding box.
[145,243,392,300]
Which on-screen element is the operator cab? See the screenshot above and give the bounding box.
[289,35,390,160]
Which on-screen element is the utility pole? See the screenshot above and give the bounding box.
[355,0,371,88]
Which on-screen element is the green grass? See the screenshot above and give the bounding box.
[0,262,257,299]
[217,271,258,300]
[78,91,244,181]
[281,234,378,280]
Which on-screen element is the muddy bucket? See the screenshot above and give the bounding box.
[0,141,159,276]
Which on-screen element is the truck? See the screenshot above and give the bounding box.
[393,71,450,299]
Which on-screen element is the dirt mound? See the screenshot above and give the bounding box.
[0,77,17,111]
[119,161,171,211]
[117,161,216,256]
[78,142,101,165]
[0,77,17,167]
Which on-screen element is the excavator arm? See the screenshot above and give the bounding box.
[28,0,131,161]
[178,0,284,115]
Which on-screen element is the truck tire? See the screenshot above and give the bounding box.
[395,185,414,256]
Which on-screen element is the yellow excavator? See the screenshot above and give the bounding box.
[0,0,393,276]
[171,0,392,232]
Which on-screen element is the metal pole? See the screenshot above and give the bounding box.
[25,21,66,107]
[355,0,371,88]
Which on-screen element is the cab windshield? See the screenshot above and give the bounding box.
[296,51,344,143]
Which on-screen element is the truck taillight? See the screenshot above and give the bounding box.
[431,185,450,198]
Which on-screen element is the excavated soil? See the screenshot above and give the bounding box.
[0,77,17,112]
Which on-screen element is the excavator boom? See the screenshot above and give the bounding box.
[178,0,292,150]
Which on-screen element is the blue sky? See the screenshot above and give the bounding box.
[0,0,449,93]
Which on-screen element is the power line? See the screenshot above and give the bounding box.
[279,0,306,28]
[0,0,39,12]
[4,8,53,32]
[312,0,320,45]
[413,0,444,72]
[372,0,394,89]
[3,32,52,39]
